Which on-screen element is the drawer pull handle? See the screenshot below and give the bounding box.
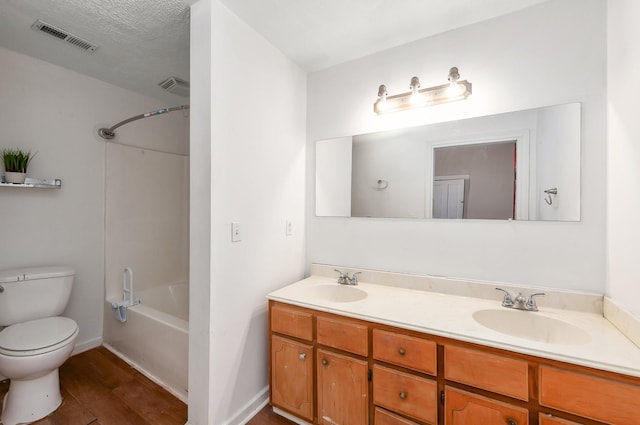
[299,353,306,360]
[507,419,517,425]
[322,359,329,366]
[399,392,407,400]
[398,348,406,356]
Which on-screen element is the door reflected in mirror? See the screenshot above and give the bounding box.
[433,141,516,220]
[315,103,580,221]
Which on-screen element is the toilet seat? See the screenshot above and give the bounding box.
[0,317,78,357]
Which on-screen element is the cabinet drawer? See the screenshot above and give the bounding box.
[444,345,529,401]
[444,386,529,425]
[539,415,583,425]
[373,365,437,424]
[317,315,368,356]
[539,366,640,425]
[271,304,313,341]
[375,407,420,425]
[373,329,436,375]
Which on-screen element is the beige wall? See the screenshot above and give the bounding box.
[434,142,515,220]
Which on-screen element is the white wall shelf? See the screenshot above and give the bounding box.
[0,177,62,189]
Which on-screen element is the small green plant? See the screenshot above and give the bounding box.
[1,148,36,173]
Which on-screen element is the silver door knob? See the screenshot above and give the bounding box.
[322,359,328,366]
[299,353,306,360]
[399,392,407,400]
[398,348,406,356]
[507,419,517,425]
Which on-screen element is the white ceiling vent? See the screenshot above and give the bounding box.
[31,20,99,53]
[158,77,190,97]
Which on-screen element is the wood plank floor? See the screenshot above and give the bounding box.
[0,346,294,425]
[246,407,296,425]
[0,346,187,425]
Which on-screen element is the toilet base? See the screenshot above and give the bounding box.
[1,369,62,425]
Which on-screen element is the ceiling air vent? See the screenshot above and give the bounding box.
[31,20,99,53]
[158,77,190,97]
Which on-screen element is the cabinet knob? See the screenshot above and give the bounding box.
[299,353,306,360]
[322,359,329,366]
[399,392,407,400]
[398,348,406,356]
[507,419,517,425]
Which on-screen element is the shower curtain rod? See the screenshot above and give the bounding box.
[98,105,190,140]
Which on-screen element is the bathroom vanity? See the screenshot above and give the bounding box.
[268,266,640,425]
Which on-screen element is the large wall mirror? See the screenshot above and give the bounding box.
[316,103,580,221]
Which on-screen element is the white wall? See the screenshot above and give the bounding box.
[306,0,607,292]
[0,45,187,351]
[189,1,307,423]
[607,0,640,318]
[536,104,580,221]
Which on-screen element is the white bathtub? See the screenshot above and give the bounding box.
[103,282,188,402]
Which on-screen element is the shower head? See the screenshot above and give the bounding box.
[98,105,189,140]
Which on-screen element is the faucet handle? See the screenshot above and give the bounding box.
[334,269,349,285]
[348,272,362,285]
[526,292,545,311]
[495,288,514,307]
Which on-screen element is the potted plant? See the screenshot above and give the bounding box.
[1,148,36,184]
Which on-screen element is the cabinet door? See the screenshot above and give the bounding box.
[271,336,314,421]
[445,387,529,425]
[317,348,369,425]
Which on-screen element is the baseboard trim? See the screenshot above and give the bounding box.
[72,337,103,356]
[223,386,270,425]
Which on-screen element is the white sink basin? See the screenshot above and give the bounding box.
[306,284,368,303]
[472,309,591,345]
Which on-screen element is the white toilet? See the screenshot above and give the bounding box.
[0,266,79,425]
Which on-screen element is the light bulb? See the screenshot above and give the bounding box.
[447,82,465,97]
[410,76,421,105]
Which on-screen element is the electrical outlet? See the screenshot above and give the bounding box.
[231,222,241,242]
[285,220,293,236]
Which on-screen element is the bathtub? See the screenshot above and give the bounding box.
[103,282,188,402]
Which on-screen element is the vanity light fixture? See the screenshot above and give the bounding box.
[374,67,472,115]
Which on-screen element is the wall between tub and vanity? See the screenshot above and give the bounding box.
[306,0,606,293]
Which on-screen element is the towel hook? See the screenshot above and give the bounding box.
[544,188,558,205]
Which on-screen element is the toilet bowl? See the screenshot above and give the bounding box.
[0,266,78,425]
[0,317,79,425]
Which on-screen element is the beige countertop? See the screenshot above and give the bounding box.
[268,274,640,378]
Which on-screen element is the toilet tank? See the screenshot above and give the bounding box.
[0,266,75,326]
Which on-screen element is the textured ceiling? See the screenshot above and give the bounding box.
[0,0,190,104]
[0,0,549,102]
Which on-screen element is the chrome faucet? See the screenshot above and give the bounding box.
[334,269,361,286]
[495,288,545,311]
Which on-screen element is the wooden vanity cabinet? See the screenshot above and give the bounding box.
[269,300,640,425]
[270,302,370,425]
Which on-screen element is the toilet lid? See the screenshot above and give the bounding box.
[0,317,78,353]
